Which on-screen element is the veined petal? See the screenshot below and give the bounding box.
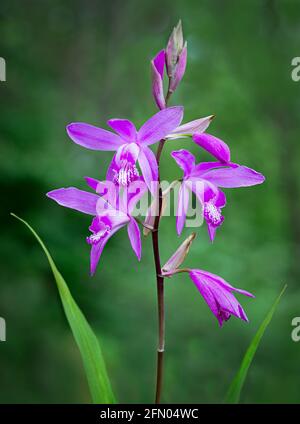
[169,115,214,137]
[153,49,165,79]
[47,188,98,215]
[127,218,142,260]
[171,149,195,177]
[189,270,220,321]
[169,42,187,92]
[176,182,189,235]
[90,224,123,275]
[67,123,123,151]
[198,270,254,298]
[190,161,227,177]
[151,60,166,110]
[193,133,231,163]
[138,146,158,194]
[107,119,137,143]
[124,178,148,215]
[201,165,265,188]
[138,106,184,146]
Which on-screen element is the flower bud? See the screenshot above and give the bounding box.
[162,232,196,274]
[166,20,187,92]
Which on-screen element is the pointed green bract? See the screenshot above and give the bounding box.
[11,213,116,404]
[225,285,287,404]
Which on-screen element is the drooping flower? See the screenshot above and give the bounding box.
[46,179,147,275]
[161,236,254,327]
[171,149,265,239]
[66,106,184,194]
[188,270,254,327]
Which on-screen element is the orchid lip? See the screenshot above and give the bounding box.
[204,201,223,227]
[113,162,139,186]
[86,221,111,245]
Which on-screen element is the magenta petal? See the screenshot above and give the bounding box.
[153,49,165,79]
[47,188,98,215]
[176,182,189,235]
[171,149,195,177]
[193,133,231,163]
[90,225,122,275]
[107,119,137,143]
[67,123,123,151]
[151,60,166,110]
[169,42,187,92]
[201,165,265,188]
[189,270,252,326]
[138,146,158,194]
[127,218,142,260]
[151,50,166,110]
[125,178,148,214]
[207,224,217,243]
[138,106,184,146]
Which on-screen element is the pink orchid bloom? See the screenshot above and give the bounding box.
[47,179,147,275]
[162,237,254,326]
[171,149,265,239]
[189,270,254,327]
[66,106,184,194]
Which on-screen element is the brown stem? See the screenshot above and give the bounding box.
[152,85,172,404]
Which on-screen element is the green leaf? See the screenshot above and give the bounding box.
[11,213,116,404]
[225,284,287,404]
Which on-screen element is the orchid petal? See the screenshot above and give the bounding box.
[127,218,142,260]
[171,149,195,177]
[169,115,214,137]
[176,182,189,235]
[107,119,137,143]
[169,42,187,92]
[193,133,231,163]
[138,146,158,194]
[138,106,184,146]
[90,224,123,275]
[151,50,166,110]
[67,123,123,151]
[47,188,99,215]
[125,178,148,215]
[201,165,265,188]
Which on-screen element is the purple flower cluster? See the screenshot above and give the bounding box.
[47,23,265,326]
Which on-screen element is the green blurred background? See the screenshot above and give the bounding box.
[1,0,300,403]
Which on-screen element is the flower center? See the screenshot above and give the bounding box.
[204,201,223,227]
[86,223,111,245]
[113,162,139,186]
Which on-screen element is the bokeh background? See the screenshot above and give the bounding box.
[1,0,300,403]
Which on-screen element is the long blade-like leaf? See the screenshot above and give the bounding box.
[12,213,116,404]
[225,285,287,404]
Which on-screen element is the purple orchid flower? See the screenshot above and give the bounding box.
[162,236,254,327]
[46,179,147,275]
[66,106,184,194]
[189,270,254,327]
[171,149,265,239]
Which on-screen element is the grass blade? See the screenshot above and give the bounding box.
[11,213,116,404]
[225,284,287,404]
